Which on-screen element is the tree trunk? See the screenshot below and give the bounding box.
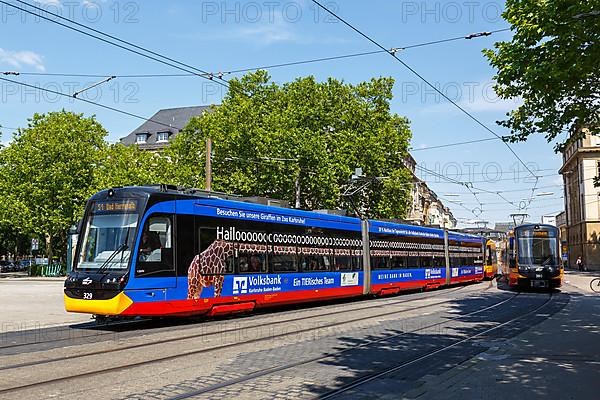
[46,234,53,266]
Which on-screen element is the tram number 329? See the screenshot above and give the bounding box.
[83,292,93,300]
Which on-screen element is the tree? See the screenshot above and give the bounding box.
[0,111,106,263]
[95,143,166,189]
[0,222,30,258]
[484,0,600,151]
[166,71,413,219]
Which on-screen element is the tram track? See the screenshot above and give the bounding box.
[0,283,472,354]
[0,282,492,394]
[158,290,524,400]
[0,282,482,360]
[316,291,561,400]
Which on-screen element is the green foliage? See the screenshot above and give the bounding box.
[166,71,413,219]
[484,0,600,151]
[94,143,166,189]
[0,111,106,244]
[0,111,175,259]
[0,222,29,257]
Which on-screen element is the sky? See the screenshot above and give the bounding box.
[0,0,566,227]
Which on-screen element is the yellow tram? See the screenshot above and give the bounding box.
[505,224,563,289]
[483,239,498,280]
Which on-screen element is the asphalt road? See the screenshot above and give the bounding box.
[0,274,598,400]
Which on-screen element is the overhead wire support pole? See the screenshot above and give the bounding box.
[309,0,536,180]
[205,138,212,192]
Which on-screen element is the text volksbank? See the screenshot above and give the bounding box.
[251,275,282,286]
[242,275,283,295]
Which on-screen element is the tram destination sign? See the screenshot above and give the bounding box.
[92,199,138,214]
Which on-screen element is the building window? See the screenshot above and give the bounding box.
[136,133,148,144]
[157,132,169,143]
[596,161,600,178]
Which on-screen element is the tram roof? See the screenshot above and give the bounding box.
[514,223,558,231]
[94,186,482,243]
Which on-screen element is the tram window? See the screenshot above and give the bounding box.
[406,256,420,268]
[486,246,493,265]
[238,252,266,274]
[433,257,445,268]
[372,257,389,269]
[451,257,460,267]
[300,255,330,272]
[334,255,352,270]
[198,228,215,253]
[271,250,298,273]
[136,215,174,277]
[353,256,363,271]
[421,257,432,268]
[390,256,405,269]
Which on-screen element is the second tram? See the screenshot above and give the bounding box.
[505,224,562,289]
[483,239,498,280]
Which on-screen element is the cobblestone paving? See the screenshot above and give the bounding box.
[118,296,501,400]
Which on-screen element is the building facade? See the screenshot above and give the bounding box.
[121,106,211,150]
[559,128,600,270]
[556,211,568,265]
[403,154,457,229]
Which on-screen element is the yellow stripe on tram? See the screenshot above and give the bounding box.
[64,292,133,315]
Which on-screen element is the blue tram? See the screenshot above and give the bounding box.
[64,186,484,318]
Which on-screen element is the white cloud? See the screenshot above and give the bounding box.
[457,96,523,113]
[235,15,301,45]
[0,48,45,71]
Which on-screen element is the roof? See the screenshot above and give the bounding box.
[91,186,482,243]
[120,105,212,148]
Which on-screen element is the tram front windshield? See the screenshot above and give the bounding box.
[517,229,559,266]
[77,201,139,271]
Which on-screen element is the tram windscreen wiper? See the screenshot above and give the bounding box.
[96,243,128,275]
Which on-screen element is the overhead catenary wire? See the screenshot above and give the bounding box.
[3,0,550,221]
[0,76,185,131]
[411,137,503,151]
[430,173,557,184]
[310,0,536,181]
[0,28,510,81]
[414,163,540,213]
[222,28,510,75]
[4,0,228,88]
